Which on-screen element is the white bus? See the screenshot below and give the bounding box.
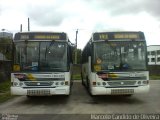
[81,31,149,96]
[11,32,73,96]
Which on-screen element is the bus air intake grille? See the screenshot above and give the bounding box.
[111,89,134,95]
[27,89,50,95]
[108,81,136,86]
[24,82,52,86]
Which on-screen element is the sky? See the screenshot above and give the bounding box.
[0,0,160,49]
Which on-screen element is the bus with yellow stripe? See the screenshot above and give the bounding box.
[81,31,149,96]
[11,32,73,96]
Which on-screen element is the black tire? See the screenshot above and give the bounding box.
[86,77,93,96]
[26,95,34,98]
[81,73,85,86]
[124,94,133,97]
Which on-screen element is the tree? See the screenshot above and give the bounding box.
[72,48,82,64]
[0,37,13,60]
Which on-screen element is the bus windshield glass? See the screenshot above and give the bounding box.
[14,41,68,72]
[93,41,147,71]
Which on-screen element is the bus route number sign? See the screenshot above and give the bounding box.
[114,33,139,39]
[99,34,108,40]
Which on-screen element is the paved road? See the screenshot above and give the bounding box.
[0,80,160,120]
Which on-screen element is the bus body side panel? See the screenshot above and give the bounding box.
[81,62,88,86]
[82,56,91,87]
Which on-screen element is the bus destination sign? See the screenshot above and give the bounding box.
[93,32,144,41]
[14,32,67,41]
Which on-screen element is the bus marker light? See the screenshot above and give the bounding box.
[65,81,69,85]
[93,82,96,86]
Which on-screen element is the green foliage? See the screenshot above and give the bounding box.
[149,75,160,80]
[72,74,81,80]
[72,64,81,80]
[148,65,160,75]
[0,92,11,103]
[0,80,10,92]
[0,38,13,60]
[72,48,82,64]
[0,80,14,103]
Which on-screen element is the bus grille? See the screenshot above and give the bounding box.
[27,89,50,95]
[108,81,136,86]
[111,89,134,95]
[24,82,52,86]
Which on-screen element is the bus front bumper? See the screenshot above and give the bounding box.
[91,85,150,95]
[10,86,70,96]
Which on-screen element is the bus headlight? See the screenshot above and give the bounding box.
[19,82,23,86]
[97,82,101,86]
[143,80,149,85]
[13,82,19,86]
[137,81,141,85]
[102,82,106,86]
[55,82,59,86]
[61,82,64,85]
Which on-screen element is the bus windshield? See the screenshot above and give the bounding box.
[14,41,68,72]
[93,41,147,71]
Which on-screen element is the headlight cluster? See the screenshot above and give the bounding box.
[12,81,68,87]
[12,82,24,87]
[142,80,149,85]
[92,82,107,86]
[137,80,149,85]
[54,81,68,86]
